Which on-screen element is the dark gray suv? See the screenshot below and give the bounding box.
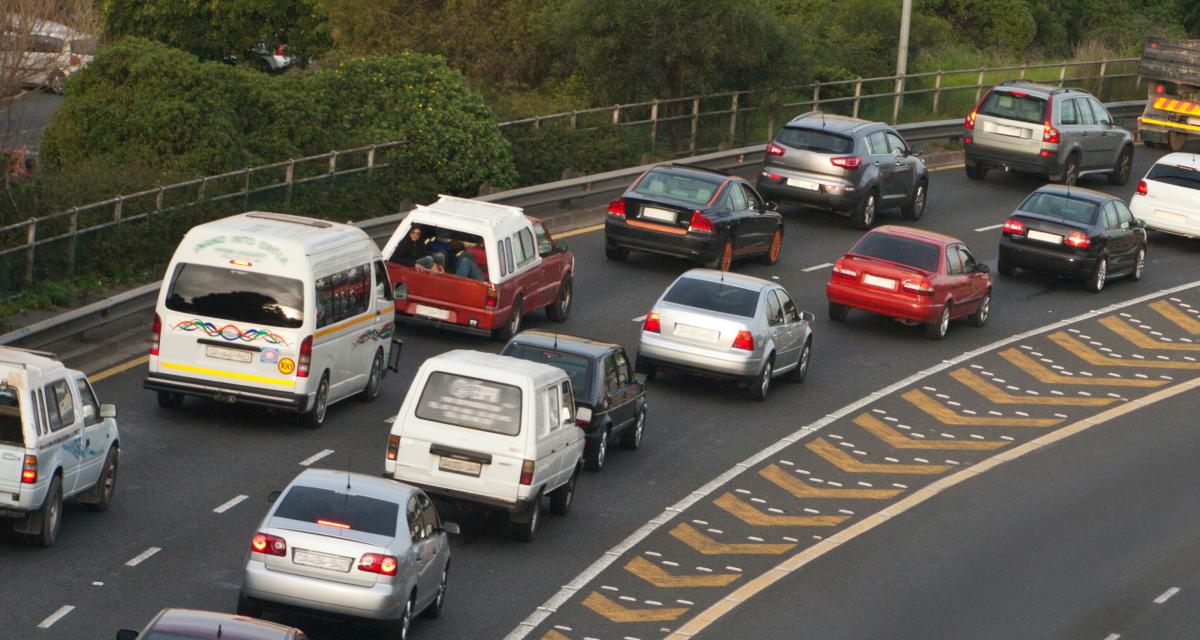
[963,81,1135,186]
[756,112,929,229]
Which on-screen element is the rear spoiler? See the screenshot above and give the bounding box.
[843,253,930,275]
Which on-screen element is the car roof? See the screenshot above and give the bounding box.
[409,194,528,227]
[0,346,70,382]
[784,111,877,134]
[869,224,960,247]
[644,164,731,185]
[149,609,296,639]
[291,469,419,503]
[422,349,568,388]
[676,268,775,291]
[992,81,1083,98]
[186,211,369,256]
[508,330,619,359]
[1026,184,1111,204]
[1151,153,1200,170]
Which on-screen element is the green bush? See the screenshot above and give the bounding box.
[506,125,644,186]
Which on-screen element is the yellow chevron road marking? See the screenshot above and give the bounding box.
[759,464,903,500]
[1149,300,1200,335]
[902,390,1062,427]
[624,555,742,588]
[1000,348,1166,387]
[950,368,1116,406]
[713,492,850,527]
[1099,316,1200,351]
[541,631,571,640]
[669,523,796,555]
[806,437,951,474]
[853,413,1008,450]
[1049,332,1200,369]
[582,591,689,623]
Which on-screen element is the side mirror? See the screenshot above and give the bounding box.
[100,404,117,419]
[560,405,573,424]
[393,282,408,301]
[974,263,991,274]
[116,630,139,640]
[266,490,281,504]
[554,242,569,254]
[442,521,461,536]
[801,311,815,323]
[387,337,403,373]
[1135,218,1147,229]
[766,201,779,211]
[633,373,648,384]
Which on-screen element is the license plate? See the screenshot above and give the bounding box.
[414,304,450,320]
[1156,210,1188,222]
[862,274,897,290]
[293,548,353,573]
[993,124,1026,138]
[641,207,677,223]
[439,456,482,477]
[1188,117,1200,127]
[673,323,719,343]
[786,178,820,191]
[1027,229,1063,244]
[206,345,252,363]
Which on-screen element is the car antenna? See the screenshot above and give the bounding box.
[216,625,223,638]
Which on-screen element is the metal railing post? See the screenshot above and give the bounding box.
[23,218,36,286]
[852,78,863,118]
[649,101,658,153]
[328,151,338,177]
[689,97,700,154]
[612,105,621,125]
[67,209,78,277]
[812,82,821,110]
[728,93,739,144]
[570,111,577,129]
[367,145,376,174]
[243,168,251,209]
[155,187,164,215]
[1097,59,1108,98]
[533,116,540,130]
[112,197,123,227]
[974,68,985,104]
[198,177,207,203]
[892,74,905,123]
[932,72,943,113]
[285,160,295,208]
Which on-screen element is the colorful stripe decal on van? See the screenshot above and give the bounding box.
[172,319,290,347]
[314,308,393,341]
[161,362,295,387]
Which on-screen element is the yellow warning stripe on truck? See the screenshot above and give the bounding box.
[1141,117,1200,133]
[1153,97,1200,116]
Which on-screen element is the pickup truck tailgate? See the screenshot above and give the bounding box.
[388,263,489,319]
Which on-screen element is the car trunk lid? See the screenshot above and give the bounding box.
[261,520,393,588]
[973,90,1047,154]
[655,301,752,351]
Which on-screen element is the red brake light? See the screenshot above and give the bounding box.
[965,110,977,130]
[762,171,783,181]
[150,313,162,356]
[297,335,313,378]
[519,459,535,486]
[1136,180,1148,196]
[1003,218,1025,235]
[831,260,858,278]
[1065,231,1091,249]
[317,519,350,529]
[1009,91,1028,98]
[643,312,661,333]
[766,142,785,157]
[732,330,754,351]
[386,434,400,461]
[607,199,626,217]
[1042,120,1060,144]
[20,455,37,484]
[251,533,286,556]
[359,553,399,576]
[830,156,862,169]
[902,280,935,295]
[1156,84,1164,94]
[485,284,498,310]
[688,210,715,233]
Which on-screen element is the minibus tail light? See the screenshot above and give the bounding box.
[485,284,498,310]
[386,434,400,460]
[297,336,313,378]
[20,455,37,484]
[519,459,535,485]
[150,313,161,356]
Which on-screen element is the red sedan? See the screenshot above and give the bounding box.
[826,226,992,339]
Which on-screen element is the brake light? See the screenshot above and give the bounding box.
[386,434,400,460]
[762,171,783,181]
[317,519,350,529]
[251,533,286,556]
[831,261,858,278]
[485,284,498,310]
[297,336,312,378]
[732,330,754,351]
[1042,120,1060,144]
[643,312,661,333]
[688,210,715,233]
[1009,91,1028,98]
[1156,84,1164,94]
[519,459,535,486]
[767,142,785,157]
[1065,231,1091,249]
[359,553,399,576]
[20,455,36,484]
[607,198,626,217]
[150,313,162,356]
[965,110,977,130]
[1003,218,1025,235]
[902,280,935,295]
[830,156,862,169]
[1136,180,1147,196]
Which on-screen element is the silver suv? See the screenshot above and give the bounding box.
[963,81,1134,186]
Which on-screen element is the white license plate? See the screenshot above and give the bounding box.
[293,548,352,573]
[641,207,678,223]
[993,124,1026,138]
[786,178,820,191]
[414,304,451,320]
[673,323,719,343]
[439,456,482,477]
[1156,210,1188,222]
[862,274,897,290]
[1027,229,1063,245]
[205,345,252,363]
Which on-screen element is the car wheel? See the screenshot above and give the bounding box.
[237,593,264,618]
[965,162,988,180]
[969,293,991,328]
[620,407,645,450]
[605,243,629,261]
[1169,131,1188,152]
[707,239,734,271]
[550,466,578,516]
[424,564,449,619]
[635,358,657,382]
[749,357,773,401]
[585,427,608,472]
[300,374,329,429]
[514,493,541,542]
[83,447,119,512]
[157,390,184,410]
[997,255,1016,277]
[759,228,783,265]
[852,191,877,230]
[1108,147,1133,186]
[925,305,950,340]
[789,339,812,383]
[828,301,849,322]
[34,475,62,547]
[391,595,414,640]
[546,277,573,322]
[901,180,927,220]
[359,349,384,402]
[1131,246,1146,281]
[1057,153,1080,186]
[494,298,522,341]
[1087,255,1107,293]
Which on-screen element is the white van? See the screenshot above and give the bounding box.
[145,212,400,428]
[384,350,584,541]
[0,347,119,547]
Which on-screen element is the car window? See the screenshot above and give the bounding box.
[978,90,1046,125]
[741,184,764,212]
[1089,98,1112,125]
[885,132,907,155]
[727,182,749,211]
[503,344,590,396]
[776,289,800,323]
[533,222,554,257]
[957,247,978,273]
[603,353,620,394]
[74,377,101,426]
[849,232,941,273]
[1077,99,1096,125]
[544,386,562,432]
[946,247,964,275]
[407,496,423,543]
[45,380,75,430]
[775,127,853,154]
[614,351,631,385]
[1019,192,1099,225]
[416,373,522,436]
[632,169,722,207]
[275,485,399,537]
[315,264,371,328]
[866,131,889,155]
[372,260,394,301]
[560,380,575,424]
[0,383,22,446]
[1103,202,1120,229]
[1146,163,1200,190]
[1059,98,1079,125]
[419,494,440,538]
[165,263,304,329]
[504,237,515,274]
[1114,200,1136,227]
[662,277,759,318]
[766,291,784,326]
[496,241,507,277]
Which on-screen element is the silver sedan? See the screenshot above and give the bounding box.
[636,269,814,401]
[238,469,458,639]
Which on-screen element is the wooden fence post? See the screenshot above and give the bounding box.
[689,97,700,154]
[1019,63,1028,80]
[198,177,207,203]
[728,93,739,144]
[533,116,540,130]
[852,78,863,118]
[974,68,985,104]
[285,160,295,208]
[112,197,123,227]
[932,72,943,113]
[570,111,578,129]
[1058,63,1067,86]
[812,82,821,110]
[612,105,621,125]
[155,187,164,215]
[1097,59,1108,98]
[328,152,338,177]
[66,209,78,277]
[367,145,376,174]
[649,101,658,153]
[23,218,36,287]
[243,168,251,209]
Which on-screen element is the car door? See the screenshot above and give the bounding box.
[1073,98,1103,170]
[865,131,901,202]
[955,246,988,312]
[598,353,623,431]
[943,245,971,318]
[43,379,82,495]
[1057,97,1084,158]
[775,288,806,363]
[1110,200,1141,269]
[558,379,584,468]
[72,375,110,491]
[1088,97,1122,168]
[416,493,446,608]
[766,290,801,369]
[536,385,566,487]
[531,222,564,307]
[609,349,638,432]
[722,181,755,254]
[508,227,545,311]
[1098,202,1131,269]
[885,131,917,197]
[405,496,436,607]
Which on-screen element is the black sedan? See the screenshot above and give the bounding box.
[605,164,785,271]
[502,330,646,472]
[998,184,1147,293]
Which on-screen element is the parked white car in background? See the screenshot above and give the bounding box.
[1131,152,1200,239]
[3,18,96,93]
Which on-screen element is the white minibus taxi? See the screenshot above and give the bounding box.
[145,212,399,428]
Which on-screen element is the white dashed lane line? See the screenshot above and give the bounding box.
[1103,634,1121,640]
[975,223,1004,232]
[213,494,249,514]
[802,262,834,272]
[299,449,335,466]
[125,546,162,567]
[1154,587,1180,604]
[632,314,647,323]
[37,605,75,628]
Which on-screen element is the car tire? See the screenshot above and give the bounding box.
[157,390,184,410]
[605,243,629,261]
[965,162,988,180]
[968,293,991,328]
[546,277,573,322]
[707,239,734,271]
[620,407,646,450]
[759,228,783,265]
[1131,246,1146,282]
[901,180,927,220]
[828,301,849,322]
[1056,153,1080,186]
[237,593,264,619]
[549,466,578,516]
[300,374,329,429]
[82,447,118,512]
[584,427,608,471]
[424,563,449,619]
[788,339,812,383]
[925,305,951,340]
[1108,147,1133,186]
[34,475,62,547]
[749,357,773,401]
[997,255,1016,277]
[634,358,657,382]
[851,190,877,230]
[494,298,522,341]
[514,493,541,542]
[1086,255,1108,293]
[358,349,384,402]
[391,595,414,640]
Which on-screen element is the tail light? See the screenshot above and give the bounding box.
[575,406,593,426]
[150,313,162,356]
[732,330,754,351]
[386,434,400,461]
[688,211,715,233]
[1065,231,1091,249]
[831,260,858,278]
[1003,218,1025,235]
[643,312,661,333]
[1042,120,1060,144]
[297,336,313,378]
[1136,180,1147,196]
[766,142,785,157]
[485,284,498,310]
[762,171,783,181]
[607,199,626,217]
[964,110,977,130]
[519,459,535,485]
[20,454,37,484]
[251,533,287,557]
[1156,84,1164,94]
[902,280,935,295]
[830,156,862,169]
[359,553,398,576]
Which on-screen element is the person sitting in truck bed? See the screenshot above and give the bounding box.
[391,224,430,267]
[448,239,485,280]
[427,229,456,267]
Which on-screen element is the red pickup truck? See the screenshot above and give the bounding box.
[382,196,575,340]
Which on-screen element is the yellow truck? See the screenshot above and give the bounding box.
[1138,36,1200,151]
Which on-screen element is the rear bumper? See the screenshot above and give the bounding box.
[965,139,1060,174]
[605,220,725,262]
[382,472,534,516]
[1130,200,1200,239]
[999,237,1097,277]
[395,300,500,335]
[143,372,308,412]
[241,560,404,621]
[637,332,762,380]
[826,280,942,324]
[756,174,861,211]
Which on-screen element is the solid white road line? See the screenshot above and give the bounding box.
[802,262,834,272]
[125,546,162,567]
[975,223,1004,232]
[632,314,647,322]
[213,494,249,514]
[1103,634,1121,640]
[299,449,336,466]
[37,605,75,628]
[1154,587,1180,604]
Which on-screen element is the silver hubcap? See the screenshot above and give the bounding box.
[635,412,644,445]
[49,494,59,531]
[103,460,116,497]
[864,196,875,224]
[438,571,447,607]
[529,504,539,532]
[370,355,382,395]
[510,308,521,334]
[939,308,949,335]
[914,186,925,213]
[1121,154,1131,178]
[561,284,571,313]
[761,363,772,395]
[402,601,411,639]
[597,431,607,466]
[315,382,327,422]
[979,297,990,323]
[1136,250,1144,278]
[800,345,810,376]
[1065,160,1077,185]
[1096,259,1106,290]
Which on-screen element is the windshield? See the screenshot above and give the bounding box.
[416,372,522,436]
[775,127,853,154]
[978,90,1046,125]
[850,232,941,272]
[504,345,591,398]
[663,277,759,318]
[1147,163,1200,191]
[0,384,21,446]
[1018,192,1099,225]
[165,263,304,328]
[633,169,722,207]
[274,485,399,537]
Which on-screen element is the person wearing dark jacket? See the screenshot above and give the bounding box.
[392,225,427,266]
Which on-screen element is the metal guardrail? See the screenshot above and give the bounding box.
[0,100,1148,354]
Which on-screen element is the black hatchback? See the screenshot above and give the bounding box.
[998,185,1148,293]
[502,330,647,472]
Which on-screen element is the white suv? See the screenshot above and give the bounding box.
[1130,152,1200,239]
[0,348,119,546]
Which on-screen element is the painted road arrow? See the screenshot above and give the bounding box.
[670,523,797,555]
[713,492,850,527]
[853,413,1009,450]
[902,390,1063,427]
[759,464,903,500]
[806,437,951,474]
[624,555,742,588]
[582,591,689,623]
[950,368,1116,406]
[1000,348,1166,387]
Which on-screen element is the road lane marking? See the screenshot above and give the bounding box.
[92,355,149,382]
[37,605,75,628]
[213,494,249,514]
[1151,300,1200,334]
[807,438,950,474]
[1049,332,1200,369]
[713,493,848,527]
[950,369,1115,406]
[1104,635,1120,640]
[760,464,901,499]
[903,390,1061,427]
[802,263,833,272]
[632,314,647,323]
[582,592,688,623]
[555,223,605,239]
[670,523,795,555]
[1154,587,1180,604]
[1100,316,1200,351]
[299,449,336,466]
[1001,348,1165,387]
[624,556,740,588]
[853,413,1007,451]
[126,546,162,567]
[974,223,1004,232]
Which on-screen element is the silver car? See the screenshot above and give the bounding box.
[238,469,457,639]
[636,269,814,401]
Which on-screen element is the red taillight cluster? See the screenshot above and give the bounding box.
[688,210,715,233]
[485,284,499,310]
[519,459,535,486]
[1156,84,1165,94]
[964,109,977,130]
[607,199,626,217]
[297,336,313,378]
[830,156,863,169]
[831,261,858,278]
[150,313,162,356]
[902,280,935,295]
[1136,180,1148,196]
[20,455,37,484]
[251,533,287,557]
[1065,231,1091,249]
[731,330,754,351]
[766,142,785,157]
[1003,218,1025,236]
[359,553,398,576]
[1042,120,1060,144]
[643,312,661,333]
[386,434,400,461]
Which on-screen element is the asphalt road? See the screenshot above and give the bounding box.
[2,147,1198,639]
[0,92,62,152]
